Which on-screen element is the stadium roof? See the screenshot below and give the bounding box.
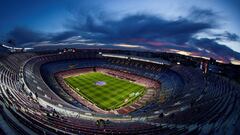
[102,53,171,65]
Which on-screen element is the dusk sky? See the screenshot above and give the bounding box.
[0,0,240,64]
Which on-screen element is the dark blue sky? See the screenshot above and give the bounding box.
[0,0,69,34]
[0,0,240,64]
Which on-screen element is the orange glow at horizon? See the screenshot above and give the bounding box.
[168,49,193,56]
[113,43,145,49]
[230,59,240,65]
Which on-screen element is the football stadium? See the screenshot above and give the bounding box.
[1,0,240,135]
[0,49,240,135]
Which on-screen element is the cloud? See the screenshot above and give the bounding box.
[5,8,218,47]
[7,27,48,46]
[4,8,240,63]
[68,14,213,45]
[188,7,219,23]
[50,31,79,42]
[189,38,240,60]
[221,31,239,41]
[210,31,240,42]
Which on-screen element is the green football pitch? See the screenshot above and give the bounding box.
[64,72,146,110]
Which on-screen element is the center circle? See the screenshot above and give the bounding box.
[95,81,106,86]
